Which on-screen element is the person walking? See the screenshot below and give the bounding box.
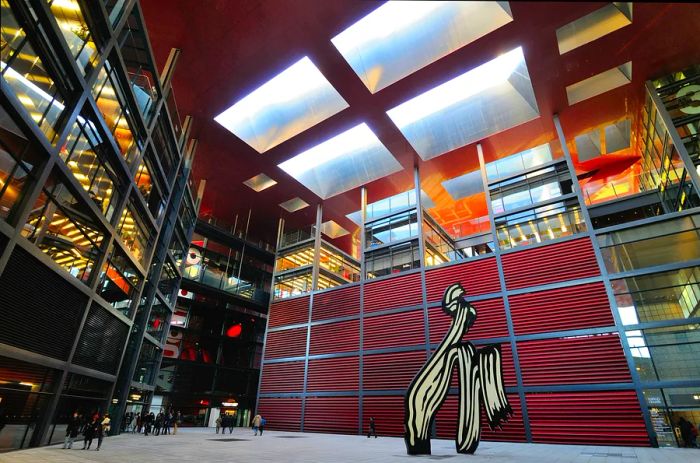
[252,414,262,436]
[82,416,97,450]
[163,412,171,435]
[154,412,163,436]
[135,412,142,433]
[215,415,222,434]
[678,417,695,448]
[259,416,266,436]
[367,417,377,438]
[62,411,80,449]
[95,414,109,451]
[174,410,181,435]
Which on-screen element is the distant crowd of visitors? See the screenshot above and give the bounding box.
[215,413,265,436]
[62,411,111,451]
[123,410,182,436]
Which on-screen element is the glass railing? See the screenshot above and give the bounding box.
[183,259,269,305]
[198,215,276,252]
[279,225,316,249]
[582,172,659,206]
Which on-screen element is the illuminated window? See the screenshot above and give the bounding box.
[98,244,142,317]
[1,2,67,141]
[0,118,43,221]
[117,199,153,266]
[214,56,348,154]
[48,0,100,76]
[22,169,105,283]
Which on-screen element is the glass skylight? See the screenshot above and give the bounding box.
[214,57,348,153]
[321,220,349,239]
[386,46,539,161]
[442,171,484,201]
[243,173,277,192]
[279,197,309,213]
[332,1,513,93]
[278,123,402,200]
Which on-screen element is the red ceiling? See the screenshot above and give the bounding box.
[141,1,700,249]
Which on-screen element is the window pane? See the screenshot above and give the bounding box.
[627,324,700,382]
[48,0,99,76]
[118,199,153,266]
[98,245,141,317]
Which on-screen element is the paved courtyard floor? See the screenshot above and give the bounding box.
[0,428,696,463]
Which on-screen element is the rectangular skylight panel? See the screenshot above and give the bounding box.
[321,220,349,239]
[214,57,348,153]
[557,3,632,55]
[278,123,402,200]
[442,170,484,201]
[279,197,309,213]
[387,47,540,161]
[243,173,277,192]
[566,62,632,105]
[332,1,513,93]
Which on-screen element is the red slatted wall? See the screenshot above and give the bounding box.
[309,319,360,355]
[501,238,600,289]
[363,309,425,350]
[362,350,426,390]
[259,361,305,393]
[362,396,405,436]
[363,272,423,313]
[306,356,359,392]
[428,298,507,344]
[509,282,615,335]
[268,296,310,328]
[518,334,631,385]
[425,258,500,303]
[304,397,359,434]
[311,285,360,321]
[435,394,526,442]
[257,398,302,432]
[263,327,307,359]
[527,390,649,446]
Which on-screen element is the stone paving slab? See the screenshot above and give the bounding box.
[0,428,696,463]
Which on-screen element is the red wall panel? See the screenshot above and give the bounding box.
[363,272,423,313]
[256,397,302,432]
[363,350,426,390]
[428,298,507,344]
[264,327,307,359]
[527,390,649,446]
[510,282,615,335]
[312,285,360,321]
[363,309,426,350]
[501,238,600,290]
[425,258,500,303]
[309,319,360,355]
[518,334,631,385]
[307,356,359,392]
[435,394,526,442]
[259,361,304,393]
[304,397,359,434]
[268,296,309,328]
[362,396,405,436]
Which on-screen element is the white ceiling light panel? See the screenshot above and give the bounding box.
[321,220,350,239]
[279,197,310,213]
[566,62,632,105]
[214,56,349,153]
[332,1,513,93]
[242,173,277,192]
[556,3,633,55]
[278,123,403,200]
[387,46,540,161]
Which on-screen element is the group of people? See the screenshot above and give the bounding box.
[124,410,182,436]
[62,411,111,451]
[215,413,266,436]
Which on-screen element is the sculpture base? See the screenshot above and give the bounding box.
[405,438,431,455]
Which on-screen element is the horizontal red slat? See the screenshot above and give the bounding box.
[259,361,304,393]
[518,334,631,386]
[527,390,649,446]
[362,396,404,436]
[307,356,359,392]
[364,272,423,313]
[363,309,425,350]
[428,298,507,343]
[425,258,500,303]
[256,397,302,432]
[309,319,360,355]
[510,282,615,335]
[435,394,526,442]
[268,296,309,328]
[304,397,359,434]
[263,327,307,360]
[312,285,360,321]
[502,238,600,290]
[363,350,426,390]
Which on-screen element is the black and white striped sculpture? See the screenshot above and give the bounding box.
[404,283,512,455]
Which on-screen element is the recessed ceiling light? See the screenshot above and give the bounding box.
[557,3,632,55]
[242,173,277,192]
[332,1,513,93]
[387,46,539,161]
[321,220,349,239]
[279,197,309,213]
[278,123,402,200]
[566,62,632,105]
[214,56,348,153]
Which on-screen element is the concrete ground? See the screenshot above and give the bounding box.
[0,428,696,463]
